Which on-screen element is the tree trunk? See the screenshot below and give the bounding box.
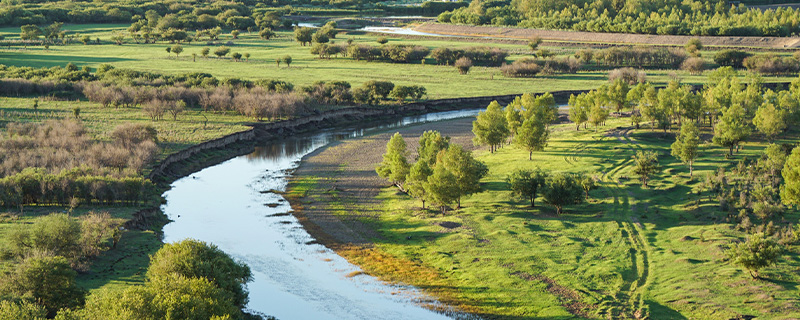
[530,196,535,207]
[729,145,734,157]
[689,162,693,178]
[529,151,532,160]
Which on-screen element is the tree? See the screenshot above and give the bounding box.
[713,103,751,157]
[605,79,630,112]
[439,144,488,208]
[515,116,548,160]
[0,300,46,320]
[0,255,85,317]
[231,30,240,39]
[472,101,509,153]
[455,57,472,74]
[633,150,660,187]
[568,93,589,130]
[588,103,609,132]
[312,32,329,44]
[259,28,275,40]
[754,100,787,141]
[363,80,395,100]
[294,27,313,46]
[685,38,703,56]
[171,44,183,58]
[521,92,558,125]
[425,165,460,214]
[406,160,432,209]
[781,147,800,207]
[167,100,185,121]
[504,104,523,142]
[671,121,700,177]
[146,239,253,307]
[231,52,242,61]
[377,37,388,45]
[20,25,42,40]
[244,53,250,61]
[507,168,546,207]
[81,274,241,320]
[726,233,783,279]
[201,47,210,58]
[541,173,584,214]
[528,36,542,51]
[761,143,787,181]
[282,55,292,67]
[376,133,410,191]
[214,46,230,58]
[416,130,450,165]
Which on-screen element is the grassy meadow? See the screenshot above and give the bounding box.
[0,23,795,99]
[291,116,800,319]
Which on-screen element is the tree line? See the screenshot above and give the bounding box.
[438,0,800,37]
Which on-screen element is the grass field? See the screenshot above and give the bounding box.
[290,116,800,319]
[0,24,795,99]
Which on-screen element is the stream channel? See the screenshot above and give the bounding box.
[160,108,487,319]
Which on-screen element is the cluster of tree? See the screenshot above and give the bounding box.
[342,44,430,63]
[742,54,800,75]
[473,93,558,158]
[568,79,636,131]
[499,57,580,78]
[437,0,800,37]
[0,63,93,83]
[508,169,594,214]
[377,131,488,213]
[0,237,257,320]
[431,47,509,67]
[575,47,687,69]
[0,212,121,316]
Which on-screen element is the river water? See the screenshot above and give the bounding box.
[160,108,485,319]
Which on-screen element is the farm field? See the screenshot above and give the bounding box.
[290,115,800,319]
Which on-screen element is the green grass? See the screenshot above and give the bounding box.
[319,118,800,319]
[1,24,794,99]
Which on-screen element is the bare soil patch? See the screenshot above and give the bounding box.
[415,23,800,48]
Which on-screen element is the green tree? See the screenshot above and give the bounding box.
[568,93,589,130]
[425,165,460,214]
[231,52,242,61]
[781,147,800,207]
[376,133,410,191]
[406,160,432,209]
[472,101,509,153]
[754,100,787,141]
[588,103,609,132]
[439,144,488,208]
[363,80,395,100]
[213,46,230,58]
[726,233,783,279]
[760,143,787,181]
[0,300,46,320]
[671,121,700,177]
[7,213,82,263]
[528,36,542,51]
[504,104,523,142]
[146,239,252,307]
[521,92,558,125]
[0,255,85,317]
[416,130,450,165]
[294,27,313,46]
[80,274,240,320]
[713,104,751,157]
[201,47,210,58]
[685,37,703,56]
[605,79,630,112]
[514,116,548,160]
[20,25,42,40]
[259,28,275,40]
[541,173,584,214]
[282,55,292,67]
[507,168,546,207]
[171,44,183,58]
[633,150,660,187]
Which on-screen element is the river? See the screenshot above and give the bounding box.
[160,108,487,319]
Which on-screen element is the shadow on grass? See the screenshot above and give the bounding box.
[0,53,132,68]
[646,300,688,320]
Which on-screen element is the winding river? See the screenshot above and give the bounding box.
[160,109,486,319]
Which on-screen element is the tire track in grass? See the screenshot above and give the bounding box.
[597,128,652,319]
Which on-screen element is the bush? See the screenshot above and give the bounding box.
[500,61,541,78]
[591,47,687,68]
[681,57,705,75]
[0,255,85,317]
[714,50,752,68]
[390,85,426,101]
[381,44,430,63]
[608,67,646,84]
[455,57,472,74]
[743,54,800,75]
[111,123,158,147]
[431,47,508,66]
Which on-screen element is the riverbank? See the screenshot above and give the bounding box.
[287,114,800,319]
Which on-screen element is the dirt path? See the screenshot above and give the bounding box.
[415,23,800,48]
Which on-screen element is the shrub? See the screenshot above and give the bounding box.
[608,67,646,84]
[500,60,541,78]
[714,50,752,68]
[743,54,800,75]
[681,57,705,75]
[455,57,472,74]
